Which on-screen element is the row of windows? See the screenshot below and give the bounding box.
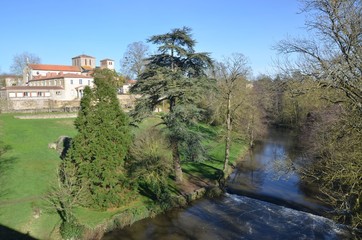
[8,91,52,98]
[30,79,63,87]
[70,79,91,85]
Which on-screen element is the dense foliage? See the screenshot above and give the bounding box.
[130,27,213,182]
[127,128,173,205]
[61,69,134,209]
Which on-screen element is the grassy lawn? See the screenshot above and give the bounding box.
[0,113,248,239]
[183,123,248,181]
[0,113,77,239]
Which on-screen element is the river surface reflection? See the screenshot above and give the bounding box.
[102,128,352,240]
[227,128,328,215]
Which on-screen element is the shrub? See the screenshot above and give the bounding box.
[60,220,84,240]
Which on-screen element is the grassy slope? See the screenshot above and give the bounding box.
[0,113,77,239]
[183,123,248,181]
[0,114,247,238]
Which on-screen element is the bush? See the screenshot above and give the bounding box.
[205,186,224,198]
[127,128,173,201]
[60,220,84,240]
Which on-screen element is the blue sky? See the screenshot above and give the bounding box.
[0,0,307,77]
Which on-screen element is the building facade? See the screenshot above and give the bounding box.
[0,55,114,112]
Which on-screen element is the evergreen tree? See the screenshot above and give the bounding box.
[61,69,133,209]
[130,27,213,182]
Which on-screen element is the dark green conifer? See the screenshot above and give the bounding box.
[62,69,132,209]
[131,27,213,182]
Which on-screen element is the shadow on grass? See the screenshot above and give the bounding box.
[195,124,219,139]
[0,225,38,240]
[182,161,221,181]
[0,144,16,199]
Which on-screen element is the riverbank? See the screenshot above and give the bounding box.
[73,121,249,239]
[101,127,357,240]
[0,113,248,239]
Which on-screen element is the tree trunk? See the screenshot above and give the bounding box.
[223,93,232,174]
[171,140,183,182]
[169,97,182,182]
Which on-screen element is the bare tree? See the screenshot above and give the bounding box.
[275,0,362,227]
[274,0,362,110]
[212,53,251,175]
[120,41,150,79]
[10,52,41,75]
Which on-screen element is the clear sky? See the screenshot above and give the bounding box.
[0,0,307,77]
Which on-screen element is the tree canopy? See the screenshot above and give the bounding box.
[10,52,40,75]
[120,41,150,79]
[130,27,213,182]
[274,0,362,111]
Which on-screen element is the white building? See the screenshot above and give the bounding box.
[28,73,94,100]
[100,59,115,70]
[0,54,115,112]
[119,79,137,94]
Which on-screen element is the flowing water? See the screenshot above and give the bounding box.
[102,128,354,240]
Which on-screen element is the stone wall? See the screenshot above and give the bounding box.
[117,94,141,109]
[1,99,81,113]
[1,94,140,113]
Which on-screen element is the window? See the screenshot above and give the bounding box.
[37,92,43,97]
[70,79,73,84]
[88,80,90,85]
[79,79,82,84]
[23,92,29,97]
[56,91,61,95]
[85,59,88,65]
[89,59,92,65]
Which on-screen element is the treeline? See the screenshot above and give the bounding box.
[265,0,362,230]
[261,72,361,229]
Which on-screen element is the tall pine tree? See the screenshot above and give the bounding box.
[61,69,133,209]
[130,27,213,182]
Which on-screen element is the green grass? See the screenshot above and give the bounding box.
[0,113,248,239]
[0,113,77,238]
[183,123,248,181]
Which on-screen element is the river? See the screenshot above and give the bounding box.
[102,128,353,239]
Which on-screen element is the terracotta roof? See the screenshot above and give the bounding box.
[0,74,22,78]
[100,58,114,62]
[28,64,81,72]
[63,73,92,78]
[29,73,92,82]
[2,86,63,90]
[81,66,94,70]
[72,54,95,59]
[127,80,137,84]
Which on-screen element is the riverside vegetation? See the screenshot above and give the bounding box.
[1,1,361,237]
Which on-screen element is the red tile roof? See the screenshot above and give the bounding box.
[29,73,92,82]
[100,58,114,62]
[28,64,81,72]
[127,80,137,84]
[81,66,94,70]
[72,54,95,59]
